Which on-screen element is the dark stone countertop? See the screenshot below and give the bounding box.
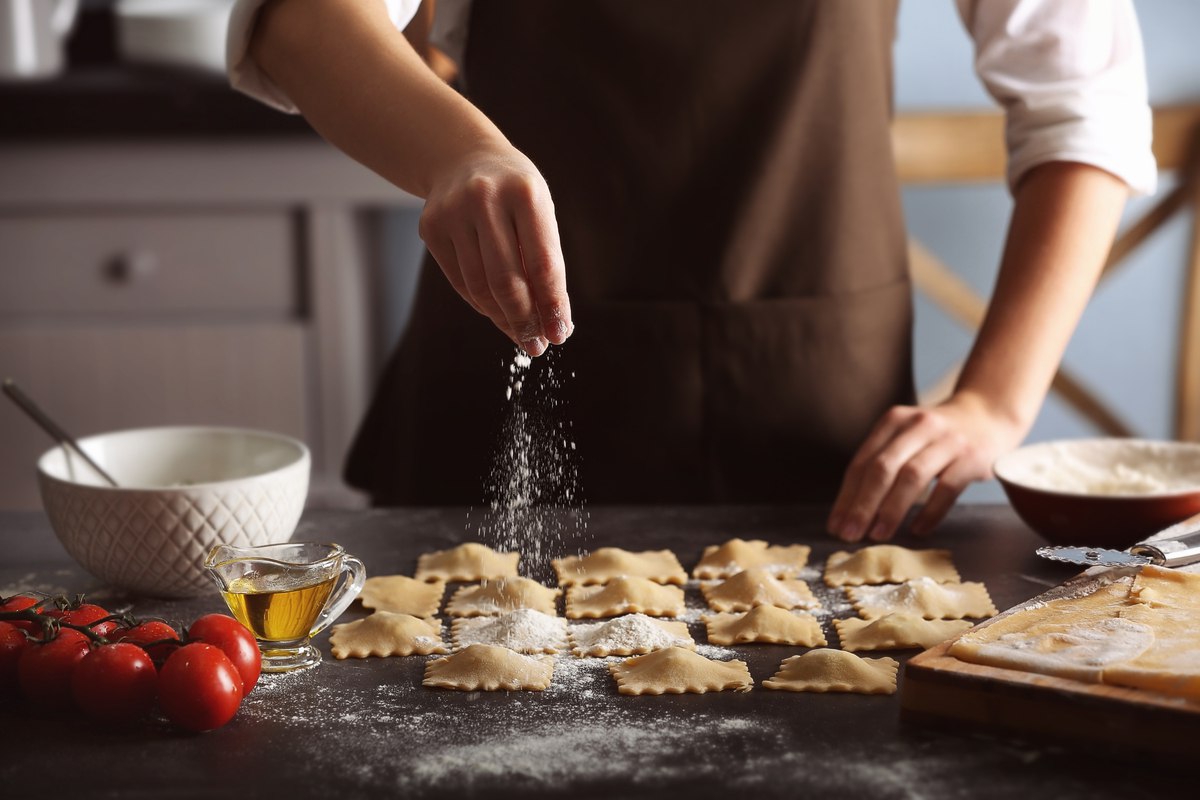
[0,506,1188,799]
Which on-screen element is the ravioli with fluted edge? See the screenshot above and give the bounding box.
[423,643,554,691]
[415,542,519,583]
[762,649,898,694]
[700,567,819,612]
[329,612,447,659]
[565,576,685,619]
[609,646,752,695]
[834,612,973,652]
[359,574,445,618]
[703,605,827,647]
[847,578,996,620]
[445,577,560,617]
[552,547,686,586]
[692,538,811,579]
[570,614,694,657]
[823,544,959,587]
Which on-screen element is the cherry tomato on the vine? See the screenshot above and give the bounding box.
[158,643,243,732]
[70,642,158,722]
[17,628,91,709]
[188,614,260,696]
[46,603,119,638]
[113,620,181,664]
[1,594,42,634]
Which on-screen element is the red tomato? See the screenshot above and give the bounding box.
[17,628,91,709]
[158,643,243,732]
[0,621,28,693]
[188,614,260,696]
[0,594,42,634]
[70,642,158,722]
[114,620,181,664]
[56,603,119,638]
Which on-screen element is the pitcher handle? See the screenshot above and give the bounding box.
[309,555,366,637]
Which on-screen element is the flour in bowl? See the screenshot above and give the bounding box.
[998,440,1200,496]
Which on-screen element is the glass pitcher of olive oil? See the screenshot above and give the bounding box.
[204,542,366,673]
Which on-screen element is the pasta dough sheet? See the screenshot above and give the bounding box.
[359,575,445,618]
[703,606,827,647]
[553,548,687,586]
[762,649,898,695]
[824,545,959,587]
[701,568,819,613]
[692,538,811,580]
[565,577,685,619]
[609,646,753,695]
[423,643,554,691]
[950,566,1200,700]
[329,612,447,659]
[569,614,695,657]
[834,613,973,653]
[847,577,996,620]
[415,542,519,583]
[445,577,561,617]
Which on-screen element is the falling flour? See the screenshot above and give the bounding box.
[469,347,587,570]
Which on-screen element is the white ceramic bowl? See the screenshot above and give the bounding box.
[994,438,1200,548]
[38,426,309,598]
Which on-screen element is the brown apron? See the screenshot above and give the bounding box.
[345,0,914,505]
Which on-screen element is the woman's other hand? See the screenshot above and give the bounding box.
[827,391,1025,542]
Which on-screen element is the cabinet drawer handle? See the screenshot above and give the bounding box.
[105,250,159,283]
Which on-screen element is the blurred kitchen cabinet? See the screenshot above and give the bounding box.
[0,141,419,510]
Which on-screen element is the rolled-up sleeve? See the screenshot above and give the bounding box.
[226,0,422,113]
[956,0,1157,195]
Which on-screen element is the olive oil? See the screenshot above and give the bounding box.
[221,574,338,642]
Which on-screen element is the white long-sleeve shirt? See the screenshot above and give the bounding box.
[227,0,1156,195]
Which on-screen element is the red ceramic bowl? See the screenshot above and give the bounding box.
[993,439,1200,549]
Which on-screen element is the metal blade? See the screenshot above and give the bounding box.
[1035,545,1151,567]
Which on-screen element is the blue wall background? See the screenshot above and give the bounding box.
[378,0,1200,502]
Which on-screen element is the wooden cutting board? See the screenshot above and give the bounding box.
[900,578,1200,759]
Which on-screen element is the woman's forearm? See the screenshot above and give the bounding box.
[247,0,572,353]
[954,161,1129,428]
[249,0,508,198]
[829,160,1129,542]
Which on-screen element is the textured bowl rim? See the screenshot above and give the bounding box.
[993,437,1200,500]
[36,425,310,492]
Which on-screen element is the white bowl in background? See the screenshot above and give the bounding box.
[38,426,309,598]
[115,0,235,74]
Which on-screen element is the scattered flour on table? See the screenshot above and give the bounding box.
[468,348,587,571]
[239,654,791,794]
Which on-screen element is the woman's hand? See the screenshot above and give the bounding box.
[247,0,573,356]
[419,150,572,356]
[827,391,1026,542]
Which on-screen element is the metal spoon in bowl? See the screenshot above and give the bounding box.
[3,378,120,487]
